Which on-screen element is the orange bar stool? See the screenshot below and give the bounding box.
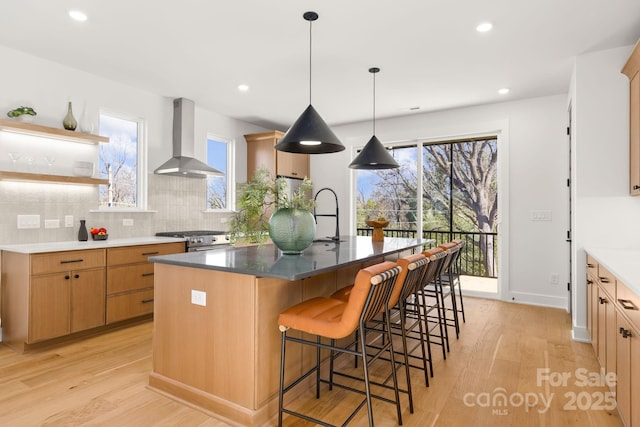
[418,247,450,356]
[278,261,405,427]
[332,253,432,387]
[440,239,466,324]
[435,241,462,338]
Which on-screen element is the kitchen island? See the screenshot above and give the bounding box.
[148,236,428,426]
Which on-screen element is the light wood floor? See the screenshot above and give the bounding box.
[0,297,623,426]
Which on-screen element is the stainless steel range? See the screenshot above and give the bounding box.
[156,230,231,252]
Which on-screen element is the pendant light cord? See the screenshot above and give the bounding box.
[309,19,313,105]
[372,71,376,135]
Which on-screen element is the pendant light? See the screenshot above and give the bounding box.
[349,67,399,169]
[274,11,344,154]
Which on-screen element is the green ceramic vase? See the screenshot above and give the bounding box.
[269,208,316,254]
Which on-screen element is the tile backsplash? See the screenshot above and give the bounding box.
[0,174,235,245]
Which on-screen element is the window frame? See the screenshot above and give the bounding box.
[205,133,235,212]
[97,109,148,211]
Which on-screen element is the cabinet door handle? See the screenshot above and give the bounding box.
[621,329,632,338]
[586,279,593,285]
[599,297,607,304]
[60,259,83,264]
[142,272,154,277]
[634,185,640,190]
[74,274,80,279]
[599,277,610,283]
[65,275,70,280]
[141,298,154,304]
[587,263,595,268]
[142,251,160,256]
[618,299,638,311]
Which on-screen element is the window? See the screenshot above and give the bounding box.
[355,145,418,232]
[206,136,234,210]
[98,112,146,209]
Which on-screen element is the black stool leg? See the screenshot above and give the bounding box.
[278,330,287,427]
[359,325,376,427]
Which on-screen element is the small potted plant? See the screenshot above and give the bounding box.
[269,176,315,254]
[7,106,37,122]
[229,167,316,253]
[229,167,275,245]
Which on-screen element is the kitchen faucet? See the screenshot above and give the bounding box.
[313,187,340,242]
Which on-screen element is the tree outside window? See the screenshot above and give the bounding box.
[98,113,140,208]
[206,137,231,210]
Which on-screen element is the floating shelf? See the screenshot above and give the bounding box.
[0,171,109,186]
[0,119,109,145]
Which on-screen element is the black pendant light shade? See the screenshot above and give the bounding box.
[274,11,344,154]
[349,135,399,169]
[274,104,344,154]
[349,67,399,169]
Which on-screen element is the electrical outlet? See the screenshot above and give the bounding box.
[44,219,60,229]
[550,273,560,285]
[64,215,74,227]
[17,215,40,229]
[123,218,134,226]
[191,290,206,306]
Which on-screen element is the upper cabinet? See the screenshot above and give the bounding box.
[0,119,109,185]
[622,40,640,196]
[245,131,310,179]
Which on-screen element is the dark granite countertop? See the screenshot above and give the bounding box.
[150,236,430,281]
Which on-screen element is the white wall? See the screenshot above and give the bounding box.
[311,94,570,308]
[0,45,266,245]
[570,45,640,341]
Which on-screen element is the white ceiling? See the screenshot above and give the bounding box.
[1,1,640,130]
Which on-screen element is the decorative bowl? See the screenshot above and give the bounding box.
[92,234,108,241]
[366,219,389,228]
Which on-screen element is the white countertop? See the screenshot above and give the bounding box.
[586,247,640,296]
[0,236,186,254]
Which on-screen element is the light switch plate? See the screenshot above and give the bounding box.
[191,290,206,306]
[17,215,40,229]
[64,215,74,227]
[530,210,552,221]
[44,219,60,229]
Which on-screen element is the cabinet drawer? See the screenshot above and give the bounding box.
[597,264,616,299]
[31,249,105,275]
[617,280,640,331]
[586,254,598,271]
[107,242,184,266]
[107,263,155,295]
[106,289,154,323]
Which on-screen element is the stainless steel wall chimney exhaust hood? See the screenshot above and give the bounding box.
[154,98,224,178]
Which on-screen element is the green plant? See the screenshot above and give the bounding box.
[7,106,37,118]
[229,167,315,244]
[274,176,315,211]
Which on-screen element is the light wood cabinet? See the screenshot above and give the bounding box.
[1,248,106,349]
[0,118,109,186]
[586,253,640,426]
[616,312,640,427]
[1,241,184,352]
[106,242,184,323]
[622,40,640,196]
[245,130,310,179]
[29,267,106,342]
[586,257,598,353]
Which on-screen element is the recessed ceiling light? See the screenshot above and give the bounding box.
[237,84,249,92]
[498,88,510,95]
[476,22,493,32]
[68,10,88,22]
